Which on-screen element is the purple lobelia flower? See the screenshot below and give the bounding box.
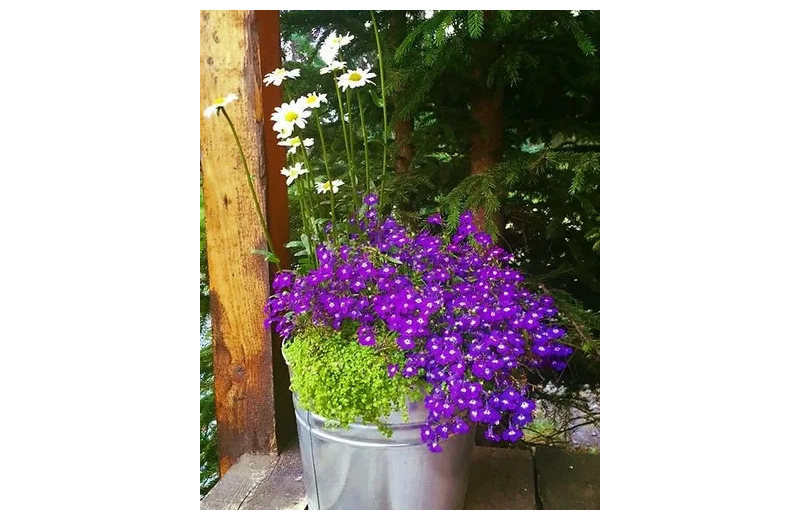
[265,195,569,452]
[358,325,376,346]
[427,213,443,226]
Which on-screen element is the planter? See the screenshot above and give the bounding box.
[284,347,474,510]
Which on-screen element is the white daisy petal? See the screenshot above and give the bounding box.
[264,67,301,87]
[337,67,377,91]
[300,92,328,109]
[203,93,238,118]
[270,99,311,134]
[320,60,347,74]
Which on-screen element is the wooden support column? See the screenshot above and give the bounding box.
[200,9,291,476]
[255,9,295,456]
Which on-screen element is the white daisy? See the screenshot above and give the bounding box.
[316,179,345,194]
[203,93,238,118]
[320,60,347,75]
[280,162,308,186]
[323,31,354,53]
[263,67,301,86]
[270,99,311,134]
[300,92,328,109]
[337,67,377,91]
[278,136,314,155]
[570,10,580,17]
[276,125,292,139]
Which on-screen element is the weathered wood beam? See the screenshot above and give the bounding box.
[200,9,290,475]
[255,9,295,454]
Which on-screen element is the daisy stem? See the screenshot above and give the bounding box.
[219,107,278,266]
[344,89,360,213]
[297,154,314,239]
[357,91,370,192]
[293,166,312,245]
[346,90,355,165]
[332,76,353,168]
[298,144,320,232]
[333,78,358,214]
[313,113,338,242]
[370,10,389,203]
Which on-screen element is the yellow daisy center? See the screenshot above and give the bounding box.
[213,97,225,105]
[276,68,286,74]
[307,95,318,104]
[348,72,362,82]
[285,111,298,122]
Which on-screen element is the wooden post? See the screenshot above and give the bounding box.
[200,9,291,476]
[255,9,295,455]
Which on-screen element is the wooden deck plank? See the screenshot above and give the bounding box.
[465,446,536,510]
[241,438,307,510]
[202,441,536,510]
[200,453,278,510]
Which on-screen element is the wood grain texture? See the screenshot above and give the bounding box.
[200,9,278,475]
[255,10,295,453]
[241,437,307,510]
[200,453,278,510]
[464,446,537,510]
[201,438,307,510]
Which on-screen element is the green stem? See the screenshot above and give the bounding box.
[292,157,311,241]
[357,91,370,192]
[371,10,389,203]
[346,90,355,170]
[298,145,319,224]
[292,153,318,268]
[333,77,358,214]
[313,114,338,242]
[220,107,278,265]
[345,89,360,211]
[332,76,352,168]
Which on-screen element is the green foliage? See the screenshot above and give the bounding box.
[545,288,599,359]
[283,325,424,436]
[467,11,484,38]
[200,327,218,496]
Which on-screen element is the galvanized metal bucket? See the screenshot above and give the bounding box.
[284,349,474,509]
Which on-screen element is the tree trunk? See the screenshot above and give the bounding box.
[469,48,503,229]
[394,119,414,175]
[389,11,414,176]
[470,82,502,176]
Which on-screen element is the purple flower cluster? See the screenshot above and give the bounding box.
[265,195,571,452]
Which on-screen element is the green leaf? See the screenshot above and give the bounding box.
[285,240,304,249]
[368,88,385,108]
[467,10,484,38]
[252,249,279,264]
